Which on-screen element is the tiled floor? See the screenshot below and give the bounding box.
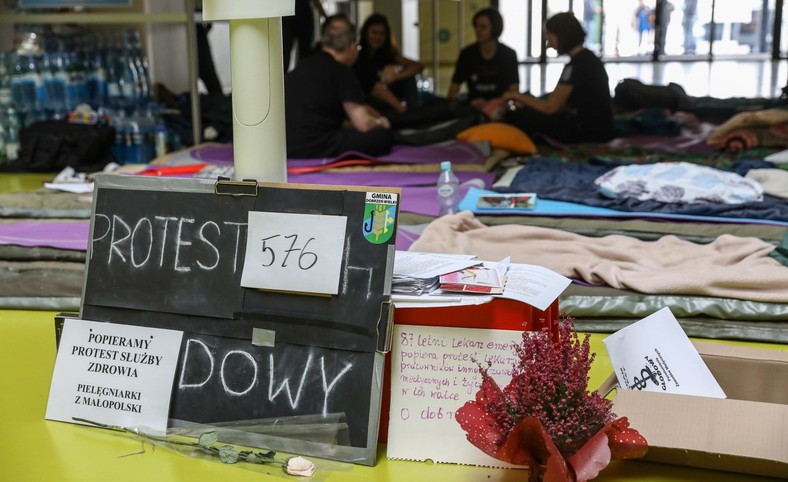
[432,58,788,100]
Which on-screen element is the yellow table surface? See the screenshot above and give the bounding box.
[1,310,785,482]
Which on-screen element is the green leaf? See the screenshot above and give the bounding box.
[198,431,219,447]
[245,453,260,464]
[219,445,240,464]
[257,450,276,461]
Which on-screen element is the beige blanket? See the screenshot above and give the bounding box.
[410,211,788,303]
[707,108,788,145]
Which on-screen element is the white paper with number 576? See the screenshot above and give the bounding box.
[241,211,347,295]
[603,307,726,398]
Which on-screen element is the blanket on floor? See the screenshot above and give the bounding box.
[409,211,788,303]
[183,141,492,169]
[503,157,788,222]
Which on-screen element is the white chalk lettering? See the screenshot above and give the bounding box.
[174,217,194,273]
[91,214,111,260]
[320,357,352,416]
[93,213,248,274]
[220,350,258,396]
[268,353,312,409]
[109,215,131,264]
[176,341,354,415]
[196,221,221,271]
[178,339,214,388]
[223,221,247,273]
[155,216,178,268]
[130,217,153,268]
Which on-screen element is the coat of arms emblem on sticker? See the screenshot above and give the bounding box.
[363,192,398,244]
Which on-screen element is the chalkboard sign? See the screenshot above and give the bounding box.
[80,174,399,465]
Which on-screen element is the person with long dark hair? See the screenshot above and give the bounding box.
[285,14,393,159]
[447,7,519,117]
[354,13,424,113]
[504,12,614,143]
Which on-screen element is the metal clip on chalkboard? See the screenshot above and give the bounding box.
[377,300,395,354]
[214,177,259,197]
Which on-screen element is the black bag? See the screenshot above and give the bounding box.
[613,78,695,114]
[15,120,116,172]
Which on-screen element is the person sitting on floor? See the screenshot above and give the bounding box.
[447,7,519,119]
[285,13,393,159]
[504,12,615,143]
[354,13,425,114]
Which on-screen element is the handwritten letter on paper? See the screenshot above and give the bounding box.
[387,325,527,468]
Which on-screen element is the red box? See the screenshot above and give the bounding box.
[378,298,560,443]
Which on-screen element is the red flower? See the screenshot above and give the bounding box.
[455,315,648,481]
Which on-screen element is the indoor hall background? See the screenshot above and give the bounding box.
[17,1,779,102]
[282,0,788,100]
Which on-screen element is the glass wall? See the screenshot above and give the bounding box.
[497,0,779,61]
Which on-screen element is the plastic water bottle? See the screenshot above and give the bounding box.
[0,112,6,166]
[436,160,461,216]
[126,30,151,104]
[138,104,157,162]
[110,108,129,164]
[154,105,168,158]
[86,37,108,109]
[43,52,67,117]
[64,51,87,110]
[4,108,20,162]
[11,54,39,115]
[0,53,11,109]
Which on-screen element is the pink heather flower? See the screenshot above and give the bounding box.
[459,314,614,458]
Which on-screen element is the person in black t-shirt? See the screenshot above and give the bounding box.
[448,8,519,119]
[354,13,424,114]
[285,14,393,159]
[504,12,614,143]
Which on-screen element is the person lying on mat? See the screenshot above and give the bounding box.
[447,7,519,120]
[504,12,614,143]
[285,13,393,159]
[354,13,424,114]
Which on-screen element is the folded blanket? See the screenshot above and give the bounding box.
[707,108,788,145]
[410,211,788,303]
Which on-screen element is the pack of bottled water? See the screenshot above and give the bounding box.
[0,27,170,166]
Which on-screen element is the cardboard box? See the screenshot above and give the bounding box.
[599,340,788,479]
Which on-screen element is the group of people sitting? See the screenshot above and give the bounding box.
[285,9,615,159]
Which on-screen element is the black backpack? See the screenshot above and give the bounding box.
[14,120,116,172]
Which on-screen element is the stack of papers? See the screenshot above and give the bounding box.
[393,251,571,311]
[392,252,477,296]
[391,275,439,295]
[439,263,507,294]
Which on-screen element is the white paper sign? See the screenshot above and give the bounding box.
[498,263,571,311]
[394,251,479,279]
[241,211,347,295]
[387,325,526,468]
[46,319,184,432]
[603,307,726,398]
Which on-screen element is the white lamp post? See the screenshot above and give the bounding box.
[202,0,294,182]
